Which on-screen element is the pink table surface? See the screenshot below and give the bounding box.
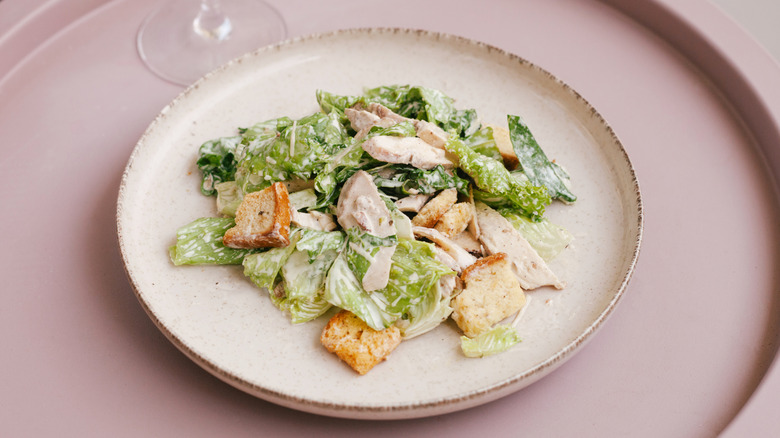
[2,0,779,436]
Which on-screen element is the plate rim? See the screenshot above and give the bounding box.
[116,27,644,419]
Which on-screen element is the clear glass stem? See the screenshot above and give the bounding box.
[193,0,233,41]
[137,0,287,85]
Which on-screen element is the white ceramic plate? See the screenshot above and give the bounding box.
[117,28,642,419]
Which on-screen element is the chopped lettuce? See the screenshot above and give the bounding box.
[295,229,345,263]
[369,164,470,197]
[196,136,242,196]
[239,116,293,142]
[463,125,502,161]
[313,166,358,209]
[242,234,299,291]
[390,208,414,240]
[499,209,573,261]
[244,229,341,323]
[445,138,551,220]
[275,247,336,323]
[169,217,254,265]
[344,228,398,285]
[234,113,350,194]
[318,85,479,137]
[215,181,242,217]
[269,291,332,324]
[396,275,455,339]
[460,325,522,358]
[324,252,398,330]
[316,89,362,127]
[371,120,417,138]
[379,239,454,320]
[363,85,476,134]
[282,248,336,301]
[288,188,318,211]
[323,239,453,331]
[508,115,576,202]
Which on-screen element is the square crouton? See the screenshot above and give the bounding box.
[434,202,475,238]
[223,182,291,249]
[452,253,526,337]
[321,310,402,375]
[411,188,457,227]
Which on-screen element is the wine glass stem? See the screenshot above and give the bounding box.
[193,0,233,41]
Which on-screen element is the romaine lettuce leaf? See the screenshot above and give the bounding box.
[396,275,455,339]
[215,181,242,217]
[508,115,576,202]
[363,85,454,127]
[445,138,551,220]
[269,291,332,324]
[323,239,453,331]
[274,247,336,323]
[196,136,242,196]
[245,230,341,323]
[169,217,255,265]
[239,116,293,142]
[499,209,573,261]
[316,89,362,127]
[319,85,479,137]
[235,113,350,194]
[443,108,480,137]
[242,234,299,291]
[294,229,345,263]
[379,239,454,317]
[344,228,397,285]
[281,249,335,301]
[313,166,358,210]
[463,125,502,161]
[369,164,470,197]
[371,120,417,138]
[460,325,522,358]
[390,208,414,240]
[288,188,318,211]
[323,252,398,330]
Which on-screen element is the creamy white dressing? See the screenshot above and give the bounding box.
[289,119,297,158]
[348,241,377,264]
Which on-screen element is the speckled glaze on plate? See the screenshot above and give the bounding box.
[116,28,642,419]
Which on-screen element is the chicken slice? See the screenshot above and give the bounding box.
[449,230,483,255]
[336,171,396,291]
[395,194,431,213]
[345,108,382,132]
[412,226,477,272]
[413,120,449,149]
[361,135,454,170]
[366,102,408,123]
[291,210,337,231]
[475,202,564,290]
[336,170,395,238]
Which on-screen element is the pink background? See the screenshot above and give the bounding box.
[1,0,779,436]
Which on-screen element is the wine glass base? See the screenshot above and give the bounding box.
[137,0,287,86]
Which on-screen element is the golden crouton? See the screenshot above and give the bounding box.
[321,310,402,375]
[452,253,526,337]
[434,202,475,238]
[223,182,291,249]
[487,124,519,170]
[411,188,457,227]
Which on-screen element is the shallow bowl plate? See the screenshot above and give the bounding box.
[117,28,643,419]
